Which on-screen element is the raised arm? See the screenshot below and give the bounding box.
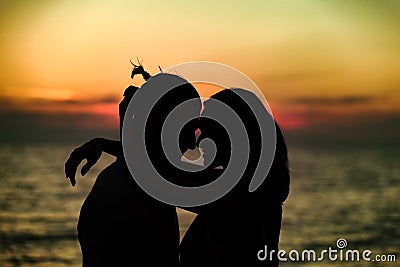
[65,138,122,186]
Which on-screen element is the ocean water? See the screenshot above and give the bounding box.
[0,144,398,266]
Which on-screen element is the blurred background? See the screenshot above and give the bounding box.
[0,1,399,266]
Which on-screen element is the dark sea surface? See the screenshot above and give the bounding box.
[0,143,398,266]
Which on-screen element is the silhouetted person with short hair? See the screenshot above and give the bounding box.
[179,89,290,267]
[66,80,289,266]
[65,73,202,267]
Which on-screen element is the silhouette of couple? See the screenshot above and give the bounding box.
[65,73,290,267]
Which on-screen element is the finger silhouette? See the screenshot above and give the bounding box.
[81,159,96,176]
[65,155,79,187]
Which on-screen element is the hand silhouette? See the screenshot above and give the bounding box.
[65,138,102,186]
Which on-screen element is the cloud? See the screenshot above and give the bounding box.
[0,109,119,144]
[289,95,377,106]
[0,93,123,143]
[0,95,121,106]
[1,93,398,146]
[282,109,400,147]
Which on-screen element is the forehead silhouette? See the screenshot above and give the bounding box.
[202,89,261,140]
[143,74,201,131]
[199,89,269,171]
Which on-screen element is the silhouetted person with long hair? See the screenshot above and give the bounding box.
[179,89,290,267]
[65,73,202,267]
[66,81,289,266]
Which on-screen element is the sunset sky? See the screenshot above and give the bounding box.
[1,0,399,143]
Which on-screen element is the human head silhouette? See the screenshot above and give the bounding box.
[119,74,201,154]
[142,74,201,156]
[120,73,202,186]
[198,88,289,202]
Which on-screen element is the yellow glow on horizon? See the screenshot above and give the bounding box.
[27,88,74,101]
[1,1,399,130]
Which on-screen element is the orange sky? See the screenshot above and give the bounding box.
[0,1,399,141]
